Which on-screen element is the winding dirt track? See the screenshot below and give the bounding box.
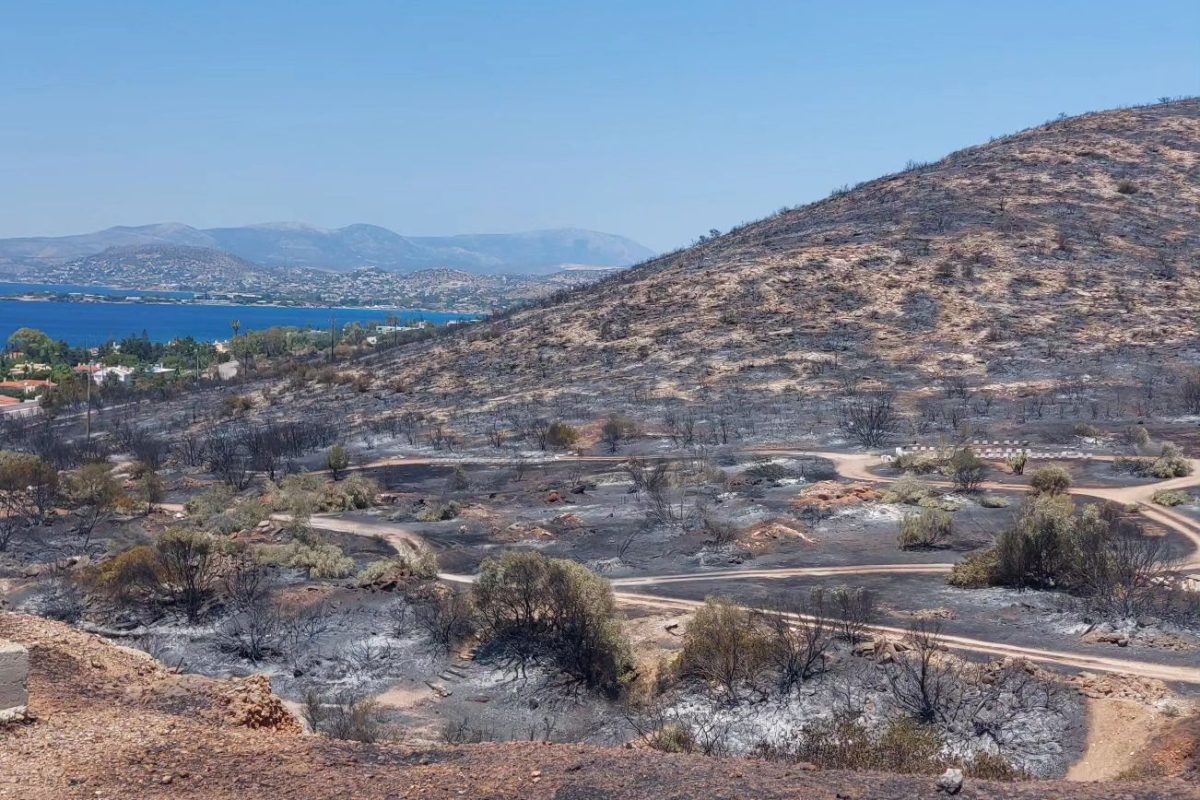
[175,449,1200,684]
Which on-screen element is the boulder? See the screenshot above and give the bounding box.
[935,768,963,795]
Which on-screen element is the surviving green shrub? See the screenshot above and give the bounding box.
[1029,464,1071,495]
[545,421,580,450]
[898,508,953,550]
[1151,489,1191,507]
[946,549,999,589]
[678,597,769,702]
[416,501,460,522]
[257,540,354,578]
[978,494,1009,509]
[326,445,350,480]
[357,545,438,586]
[893,453,943,475]
[947,447,986,491]
[473,551,631,693]
[995,494,1075,588]
[91,545,163,601]
[882,476,933,506]
[647,723,696,754]
[323,473,377,510]
[778,715,948,774]
[1150,443,1192,479]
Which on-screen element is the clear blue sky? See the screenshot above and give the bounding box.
[2,1,1197,251]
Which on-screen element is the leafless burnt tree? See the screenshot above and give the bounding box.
[838,391,898,447]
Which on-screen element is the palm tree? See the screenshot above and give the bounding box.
[230,319,241,339]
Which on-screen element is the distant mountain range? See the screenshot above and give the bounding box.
[0,222,653,276]
[0,243,624,313]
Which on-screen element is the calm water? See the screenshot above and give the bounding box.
[0,296,469,345]
[0,281,196,300]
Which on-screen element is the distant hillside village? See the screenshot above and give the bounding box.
[0,318,444,417]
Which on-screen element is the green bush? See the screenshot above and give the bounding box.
[780,715,949,774]
[257,540,354,578]
[893,453,943,475]
[323,474,377,510]
[647,723,696,754]
[416,501,460,522]
[1006,452,1028,476]
[882,476,933,506]
[1150,443,1192,479]
[947,447,986,491]
[898,508,953,550]
[91,545,163,601]
[473,551,631,693]
[1029,464,1071,495]
[946,549,999,589]
[326,445,350,479]
[357,546,439,586]
[678,597,768,701]
[1114,444,1193,479]
[995,494,1075,587]
[545,421,580,450]
[1151,489,1191,507]
[978,494,1009,509]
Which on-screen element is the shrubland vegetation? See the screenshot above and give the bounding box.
[948,495,1194,621]
[628,594,1062,776]
[472,551,632,694]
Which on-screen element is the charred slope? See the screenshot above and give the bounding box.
[1,613,1193,800]
[373,100,1199,409]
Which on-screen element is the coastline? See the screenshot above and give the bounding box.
[0,286,480,315]
[0,291,476,346]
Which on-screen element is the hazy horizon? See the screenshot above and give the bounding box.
[3,1,1198,251]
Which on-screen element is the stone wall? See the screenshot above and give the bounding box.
[0,640,29,722]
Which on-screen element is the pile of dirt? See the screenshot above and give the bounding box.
[1,612,1196,799]
[494,521,555,542]
[1070,672,1174,704]
[742,519,816,548]
[791,481,880,515]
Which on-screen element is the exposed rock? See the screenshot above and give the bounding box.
[936,768,963,794]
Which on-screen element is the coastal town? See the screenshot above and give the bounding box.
[0,317,445,417]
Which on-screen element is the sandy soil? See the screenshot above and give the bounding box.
[1068,698,1161,781]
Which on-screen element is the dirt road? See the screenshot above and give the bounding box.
[160,448,1200,683]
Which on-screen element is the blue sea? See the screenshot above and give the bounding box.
[0,283,470,345]
[0,281,197,300]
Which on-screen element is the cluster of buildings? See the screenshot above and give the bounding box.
[0,363,179,419]
[0,379,54,418]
